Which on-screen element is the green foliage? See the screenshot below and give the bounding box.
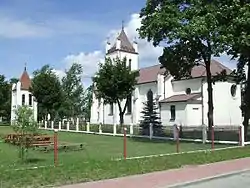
[12,105,39,161]
[138,0,230,129]
[93,57,139,125]
[31,65,63,120]
[82,84,93,121]
[61,63,85,118]
[139,90,162,136]
[214,1,250,135]
[0,75,12,122]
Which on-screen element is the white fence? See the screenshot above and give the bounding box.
[39,120,245,146]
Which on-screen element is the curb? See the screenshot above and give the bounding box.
[166,168,250,188]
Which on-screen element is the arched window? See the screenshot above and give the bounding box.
[128,59,132,70]
[147,89,153,102]
[22,94,25,105]
[29,94,32,106]
[126,95,132,114]
[147,89,153,112]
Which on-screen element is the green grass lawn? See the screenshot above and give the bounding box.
[0,126,248,188]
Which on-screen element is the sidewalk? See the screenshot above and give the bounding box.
[59,157,250,188]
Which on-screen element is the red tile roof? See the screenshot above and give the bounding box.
[137,60,232,84]
[159,93,201,103]
[19,68,31,90]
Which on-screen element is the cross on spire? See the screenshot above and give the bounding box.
[122,20,124,30]
[24,62,27,71]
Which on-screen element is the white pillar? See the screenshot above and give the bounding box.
[113,124,117,135]
[67,121,70,131]
[149,123,153,140]
[202,124,207,144]
[76,118,79,127]
[45,121,47,129]
[76,123,79,132]
[51,121,54,129]
[87,122,90,132]
[59,121,62,130]
[130,123,133,135]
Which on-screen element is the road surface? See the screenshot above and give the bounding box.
[179,170,250,188]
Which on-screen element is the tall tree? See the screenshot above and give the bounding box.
[31,65,63,120]
[93,57,139,125]
[61,63,85,118]
[140,89,162,136]
[138,0,227,130]
[83,84,93,121]
[216,1,250,137]
[0,75,11,121]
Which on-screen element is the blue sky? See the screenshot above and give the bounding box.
[0,0,237,86]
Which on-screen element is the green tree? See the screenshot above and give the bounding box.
[31,65,63,120]
[140,89,162,136]
[0,75,11,122]
[61,63,85,118]
[83,84,93,121]
[12,105,38,161]
[215,1,250,137]
[138,0,227,130]
[93,57,139,125]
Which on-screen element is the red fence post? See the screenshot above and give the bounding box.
[211,126,214,150]
[54,129,58,167]
[176,126,180,153]
[123,127,127,160]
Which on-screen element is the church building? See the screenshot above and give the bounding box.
[11,67,38,124]
[90,28,242,127]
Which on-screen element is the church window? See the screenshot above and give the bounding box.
[126,95,132,114]
[230,84,237,97]
[22,94,25,105]
[147,89,154,112]
[128,59,132,70]
[186,88,191,95]
[109,103,113,115]
[170,105,176,121]
[29,94,32,106]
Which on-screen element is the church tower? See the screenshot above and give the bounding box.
[11,66,38,124]
[105,26,139,71]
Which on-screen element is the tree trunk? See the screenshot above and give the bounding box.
[205,60,214,131]
[243,62,250,140]
[117,99,128,126]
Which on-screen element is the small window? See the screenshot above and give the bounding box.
[29,94,32,106]
[98,99,101,107]
[170,105,176,121]
[231,84,237,97]
[186,88,191,95]
[128,59,132,70]
[126,95,132,114]
[109,103,113,115]
[22,94,25,105]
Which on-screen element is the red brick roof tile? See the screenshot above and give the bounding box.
[19,68,31,90]
[159,93,201,103]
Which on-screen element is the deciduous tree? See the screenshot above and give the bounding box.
[31,65,63,120]
[93,57,139,125]
[138,0,227,130]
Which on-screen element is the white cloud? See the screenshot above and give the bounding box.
[0,16,52,38]
[61,13,163,87]
[0,15,111,39]
[52,69,66,80]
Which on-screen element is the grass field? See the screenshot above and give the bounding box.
[0,126,249,188]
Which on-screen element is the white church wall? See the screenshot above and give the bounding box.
[202,81,242,126]
[160,102,187,126]
[186,103,202,126]
[107,51,139,71]
[172,78,202,95]
[137,82,158,122]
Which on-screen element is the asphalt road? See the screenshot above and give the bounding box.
[182,170,250,188]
